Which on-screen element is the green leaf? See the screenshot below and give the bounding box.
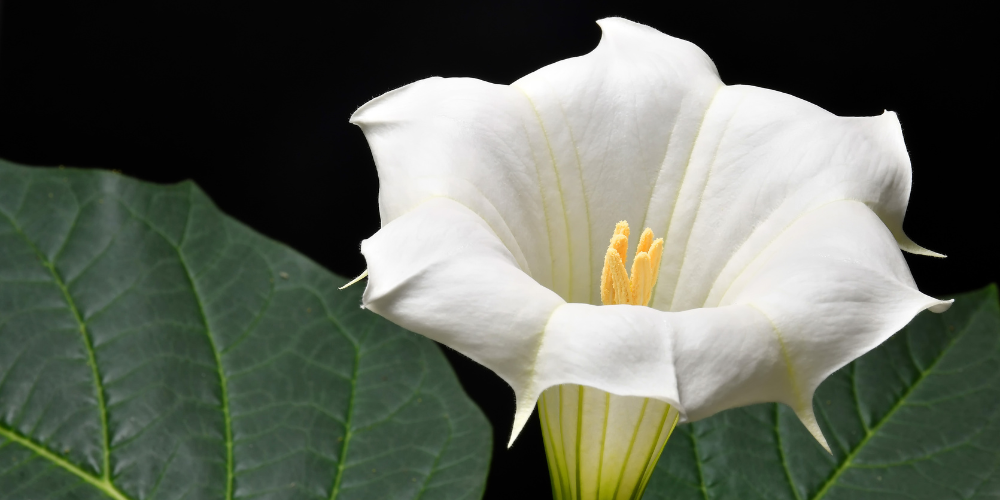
[0,159,490,500]
[645,285,1000,499]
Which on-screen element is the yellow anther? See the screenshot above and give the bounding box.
[611,234,628,267]
[601,246,631,305]
[630,252,652,305]
[600,222,662,307]
[600,248,615,305]
[614,220,630,238]
[636,228,654,254]
[649,238,664,291]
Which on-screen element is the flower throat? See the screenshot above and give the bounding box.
[538,221,678,500]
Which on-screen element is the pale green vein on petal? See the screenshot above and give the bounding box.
[595,391,610,497]
[636,408,679,496]
[666,93,745,312]
[609,398,649,500]
[748,304,805,413]
[547,87,594,305]
[748,303,831,453]
[705,198,867,309]
[513,84,575,303]
[575,385,584,499]
[649,85,721,310]
[518,120,559,290]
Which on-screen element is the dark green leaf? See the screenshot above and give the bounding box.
[0,159,490,500]
[646,285,1000,499]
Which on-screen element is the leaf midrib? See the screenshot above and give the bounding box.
[809,300,989,500]
[80,185,238,500]
[326,306,372,500]
[687,427,710,500]
[0,166,492,499]
[0,207,126,499]
[0,188,241,500]
[0,425,127,500]
[175,187,235,500]
[774,404,804,500]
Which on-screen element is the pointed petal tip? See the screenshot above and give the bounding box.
[794,406,832,454]
[904,243,947,258]
[505,433,518,449]
[592,16,719,79]
[929,299,954,314]
[349,77,446,127]
[896,233,946,258]
[594,17,674,45]
[506,419,525,449]
[595,16,639,28]
[338,269,368,290]
[507,397,537,448]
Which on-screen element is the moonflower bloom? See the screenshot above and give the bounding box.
[349,17,950,499]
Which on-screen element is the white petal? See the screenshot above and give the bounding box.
[351,77,554,291]
[542,201,950,450]
[361,197,948,448]
[512,17,724,304]
[657,93,936,312]
[352,18,938,310]
[361,197,565,401]
[351,18,723,304]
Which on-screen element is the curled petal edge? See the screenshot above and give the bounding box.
[361,198,951,450]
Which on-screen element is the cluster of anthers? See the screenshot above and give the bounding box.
[600,221,663,307]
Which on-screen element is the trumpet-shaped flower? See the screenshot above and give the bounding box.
[350,17,950,499]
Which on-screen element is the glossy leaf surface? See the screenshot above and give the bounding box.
[0,159,490,500]
[647,285,1000,499]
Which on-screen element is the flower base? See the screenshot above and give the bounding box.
[538,384,680,500]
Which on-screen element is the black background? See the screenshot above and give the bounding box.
[1,1,995,498]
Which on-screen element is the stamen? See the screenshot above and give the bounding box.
[630,252,652,306]
[601,248,615,305]
[614,220,630,237]
[611,234,628,267]
[649,238,664,292]
[636,228,654,254]
[599,222,662,307]
[601,247,631,305]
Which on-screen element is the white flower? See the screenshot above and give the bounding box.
[349,17,950,498]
